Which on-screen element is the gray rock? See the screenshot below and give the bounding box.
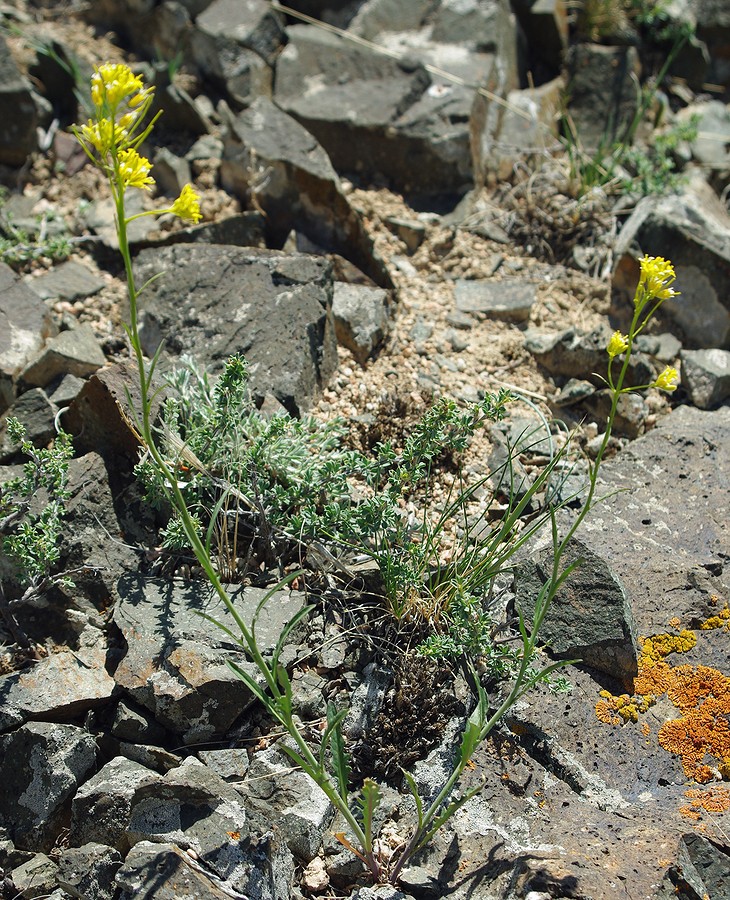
[487,431,533,502]
[116,742,182,773]
[243,745,334,862]
[128,759,295,898]
[113,574,307,742]
[19,323,106,389]
[383,216,426,254]
[454,279,536,322]
[71,757,161,852]
[0,627,116,733]
[0,36,38,165]
[152,147,192,198]
[191,29,272,109]
[348,0,432,39]
[582,388,649,439]
[24,261,105,303]
[9,853,58,899]
[0,263,56,414]
[511,0,569,81]
[274,24,480,196]
[430,0,512,50]
[55,842,122,900]
[515,538,639,687]
[472,76,564,184]
[657,832,730,900]
[564,43,640,152]
[64,361,163,461]
[222,97,391,288]
[552,378,595,407]
[613,179,730,349]
[149,66,213,136]
[0,722,97,852]
[680,347,730,409]
[115,841,240,899]
[58,451,146,604]
[524,324,655,386]
[679,101,730,175]
[111,700,168,744]
[332,282,391,364]
[153,211,266,249]
[0,387,58,462]
[82,189,158,250]
[350,887,409,900]
[198,747,250,781]
[133,243,337,413]
[195,0,285,66]
[46,370,86,407]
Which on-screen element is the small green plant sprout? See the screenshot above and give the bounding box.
[0,418,73,652]
[74,62,681,886]
[0,188,72,271]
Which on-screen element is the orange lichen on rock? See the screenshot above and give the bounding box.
[658,665,730,783]
[700,602,730,632]
[596,617,730,787]
[681,785,730,816]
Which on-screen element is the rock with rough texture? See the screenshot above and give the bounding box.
[0,387,58,462]
[191,21,273,109]
[455,278,537,322]
[71,756,161,852]
[63,361,162,462]
[0,264,56,414]
[0,36,38,165]
[0,626,116,733]
[24,261,105,304]
[524,324,655,387]
[243,745,334,862]
[115,841,240,899]
[680,347,730,409]
[9,852,59,898]
[55,842,122,900]
[222,98,391,288]
[472,76,564,184]
[133,243,338,413]
[194,0,285,65]
[332,283,391,364]
[515,538,639,687]
[19,324,107,389]
[511,0,568,82]
[657,832,730,899]
[113,574,307,742]
[0,722,97,852]
[274,24,480,196]
[564,43,640,152]
[613,179,730,349]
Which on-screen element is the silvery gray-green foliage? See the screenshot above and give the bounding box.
[0,418,73,649]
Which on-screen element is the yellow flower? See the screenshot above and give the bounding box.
[607,330,629,358]
[638,255,678,302]
[91,63,147,112]
[654,366,679,392]
[170,184,202,223]
[117,148,155,190]
[79,117,125,156]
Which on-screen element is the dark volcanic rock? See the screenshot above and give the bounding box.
[0,36,38,166]
[133,243,338,414]
[0,722,97,852]
[221,97,392,288]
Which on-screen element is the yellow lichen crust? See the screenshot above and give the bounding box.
[596,615,730,788]
[680,785,730,818]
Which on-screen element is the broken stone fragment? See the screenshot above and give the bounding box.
[19,323,106,390]
[514,537,639,688]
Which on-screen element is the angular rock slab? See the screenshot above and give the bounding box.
[221,98,392,289]
[0,36,38,166]
[0,627,116,733]
[115,841,240,900]
[0,263,56,413]
[274,24,478,196]
[680,347,730,410]
[133,243,338,413]
[113,574,307,743]
[0,722,97,852]
[613,181,730,349]
[332,282,391,365]
[514,538,639,688]
[559,403,730,639]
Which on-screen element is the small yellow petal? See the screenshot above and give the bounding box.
[654,366,679,392]
[117,148,155,190]
[170,184,202,223]
[607,330,629,358]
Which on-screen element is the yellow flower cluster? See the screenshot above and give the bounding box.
[638,255,679,302]
[75,62,202,223]
[653,365,678,393]
[606,330,629,358]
